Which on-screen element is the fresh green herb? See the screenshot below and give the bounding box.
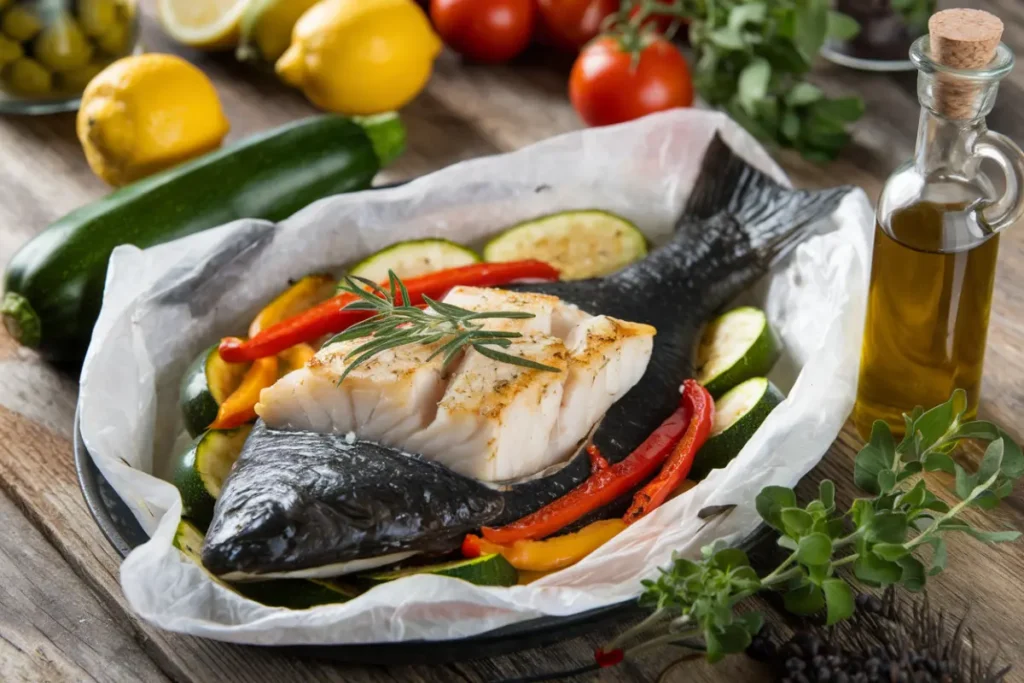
[614,0,865,161]
[327,271,561,384]
[593,389,1022,668]
[891,0,936,37]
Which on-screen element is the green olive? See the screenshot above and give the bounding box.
[56,60,102,92]
[2,5,42,42]
[94,17,129,55]
[34,13,93,72]
[3,57,52,96]
[0,33,21,67]
[77,0,116,37]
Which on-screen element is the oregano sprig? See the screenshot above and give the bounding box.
[595,389,1023,668]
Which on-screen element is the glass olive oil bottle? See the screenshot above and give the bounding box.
[853,11,1024,439]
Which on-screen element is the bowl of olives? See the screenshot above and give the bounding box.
[0,0,137,114]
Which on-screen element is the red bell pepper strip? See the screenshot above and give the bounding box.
[623,380,714,523]
[217,260,560,363]
[480,385,699,545]
[586,444,610,472]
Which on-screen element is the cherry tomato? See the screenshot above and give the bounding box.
[430,0,535,63]
[535,0,619,51]
[569,36,694,127]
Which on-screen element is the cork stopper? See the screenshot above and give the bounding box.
[928,9,1004,119]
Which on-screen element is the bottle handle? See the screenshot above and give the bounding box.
[975,130,1024,234]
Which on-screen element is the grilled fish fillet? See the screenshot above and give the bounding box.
[255,286,655,481]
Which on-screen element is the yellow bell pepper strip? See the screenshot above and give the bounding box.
[209,356,278,430]
[213,275,336,429]
[462,519,626,573]
[277,343,317,376]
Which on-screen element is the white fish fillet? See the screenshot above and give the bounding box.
[256,286,655,482]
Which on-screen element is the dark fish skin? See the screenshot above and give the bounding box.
[203,135,853,573]
[201,422,505,577]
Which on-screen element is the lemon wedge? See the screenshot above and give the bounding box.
[157,0,247,50]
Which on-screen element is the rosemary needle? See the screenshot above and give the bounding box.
[326,270,562,385]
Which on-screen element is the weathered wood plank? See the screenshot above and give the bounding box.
[0,490,169,683]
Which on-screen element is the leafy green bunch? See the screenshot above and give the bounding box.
[616,0,864,161]
[599,390,1023,665]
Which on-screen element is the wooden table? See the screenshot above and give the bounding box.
[3,2,1024,682]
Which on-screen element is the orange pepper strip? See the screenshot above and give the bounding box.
[210,357,278,430]
[277,343,317,376]
[249,274,336,337]
[463,519,626,573]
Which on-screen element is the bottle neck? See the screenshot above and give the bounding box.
[913,108,988,177]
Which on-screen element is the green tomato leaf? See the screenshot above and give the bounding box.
[797,533,833,566]
[822,578,855,625]
[928,537,947,576]
[784,582,825,615]
[867,511,908,544]
[786,82,823,107]
[781,508,814,538]
[728,2,767,31]
[756,486,797,531]
[854,553,903,586]
[738,58,772,115]
[826,11,860,40]
[818,480,836,511]
[897,555,926,592]
[871,542,909,561]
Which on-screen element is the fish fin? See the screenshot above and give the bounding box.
[680,134,853,267]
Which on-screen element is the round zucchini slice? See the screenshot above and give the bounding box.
[690,377,784,481]
[483,210,647,280]
[364,553,518,587]
[696,307,780,399]
[173,426,252,530]
[349,239,480,282]
[180,345,249,437]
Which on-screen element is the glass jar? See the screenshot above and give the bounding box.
[853,36,1024,438]
[0,0,138,115]
[822,0,935,72]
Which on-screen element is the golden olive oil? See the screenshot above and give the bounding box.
[853,201,1000,439]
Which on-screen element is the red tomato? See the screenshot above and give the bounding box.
[569,36,694,127]
[628,0,680,35]
[535,0,619,51]
[430,0,535,63]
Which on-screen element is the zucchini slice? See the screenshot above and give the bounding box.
[173,521,357,609]
[690,377,784,480]
[696,307,780,398]
[483,210,647,280]
[173,426,252,530]
[364,553,518,587]
[179,345,249,437]
[349,239,480,282]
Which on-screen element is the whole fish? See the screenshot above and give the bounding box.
[202,135,852,578]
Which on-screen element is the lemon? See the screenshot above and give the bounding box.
[3,57,51,96]
[237,0,319,66]
[78,0,118,37]
[77,54,230,186]
[35,13,93,72]
[276,0,441,116]
[158,0,247,50]
[2,5,42,41]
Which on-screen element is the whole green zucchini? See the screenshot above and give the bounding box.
[1,113,405,362]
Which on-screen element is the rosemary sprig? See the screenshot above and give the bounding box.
[325,271,562,385]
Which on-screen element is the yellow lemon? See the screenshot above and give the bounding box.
[237,0,320,66]
[157,0,247,50]
[276,0,442,116]
[77,54,229,186]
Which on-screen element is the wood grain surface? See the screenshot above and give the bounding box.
[2,1,1024,682]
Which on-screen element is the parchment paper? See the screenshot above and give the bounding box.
[78,109,874,644]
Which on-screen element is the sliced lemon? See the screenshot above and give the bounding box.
[157,0,247,50]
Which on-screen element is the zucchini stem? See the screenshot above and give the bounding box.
[1,291,41,348]
[354,113,406,169]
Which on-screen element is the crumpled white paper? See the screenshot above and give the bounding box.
[78,109,874,645]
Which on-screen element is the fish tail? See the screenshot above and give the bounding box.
[680,134,853,268]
